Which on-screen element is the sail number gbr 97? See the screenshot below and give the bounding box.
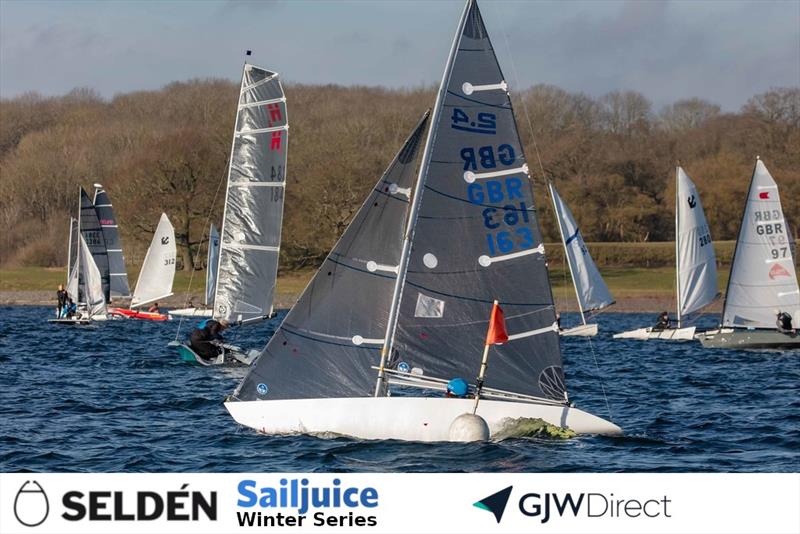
[461,143,534,257]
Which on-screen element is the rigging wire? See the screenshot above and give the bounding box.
[492,1,614,422]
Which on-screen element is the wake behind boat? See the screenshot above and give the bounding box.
[225,0,621,441]
[698,158,800,349]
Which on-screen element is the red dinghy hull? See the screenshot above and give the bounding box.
[108,307,170,321]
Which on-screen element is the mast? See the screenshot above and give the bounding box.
[76,187,82,303]
[675,166,682,329]
[374,0,473,396]
[66,217,75,285]
[549,181,586,325]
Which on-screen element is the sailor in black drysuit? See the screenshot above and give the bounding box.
[653,311,671,331]
[56,284,69,318]
[189,319,229,361]
[776,311,795,335]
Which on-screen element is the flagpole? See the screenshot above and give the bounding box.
[473,299,499,415]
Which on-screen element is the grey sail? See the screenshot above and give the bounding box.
[549,182,614,315]
[93,185,131,298]
[213,64,288,322]
[233,112,430,402]
[722,159,800,328]
[391,1,566,402]
[79,187,110,303]
[205,223,220,306]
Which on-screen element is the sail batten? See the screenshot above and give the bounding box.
[213,63,288,322]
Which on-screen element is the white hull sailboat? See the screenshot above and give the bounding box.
[548,182,614,337]
[614,166,719,341]
[697,158,800,349]
[226,0,620,440]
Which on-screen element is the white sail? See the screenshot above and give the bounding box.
[79,234,106,318]
[676,166,719,320]
[723,159,800,328]
[205,223,219,306]
[66,217,79,300]
[131,213,176,308]
[549,183,614,316]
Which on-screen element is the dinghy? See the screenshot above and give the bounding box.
[79,187,112,307]
[225,0,621,441]
[548,182,614,336]
[169,340,258,366]
[93,183,131,300]
[50,232,107,325]
[168,224,218,318]
[698,159,800,349]
[109,213,176,321]
[614,166,719,341]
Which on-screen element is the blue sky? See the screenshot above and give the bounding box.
[1,0,798,110]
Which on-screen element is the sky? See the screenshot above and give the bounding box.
[1,0,798,111]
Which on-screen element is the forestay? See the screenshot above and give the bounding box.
[676,166,718,320]
[131,213,176,308]
[723,160,800,327]
[93,186,131,298]
[391,1,566,403]
[232,112,430,402]
[549,182,614,315]
[79,188,110,303]
[213,64,288,322]
[205,224,220,306]
[78,234,106,318]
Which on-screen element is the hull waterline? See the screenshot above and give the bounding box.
[613,326,696,341]
[698,328,800,350]
[559,323,598,337]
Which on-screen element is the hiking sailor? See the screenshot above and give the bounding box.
[776,311,796,335]
[189,319,230,361]
[653,311,671,331]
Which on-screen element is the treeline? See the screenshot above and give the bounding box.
[0,81,797,271]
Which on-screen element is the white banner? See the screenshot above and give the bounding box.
[1,473,797,534]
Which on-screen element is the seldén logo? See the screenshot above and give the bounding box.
[473,486,512,523]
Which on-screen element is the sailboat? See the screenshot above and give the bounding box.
[168,224,218,318]
[93,183,131,299]
[614,166,718,341]
[172,61,288,364]
[224,0,621,440]
[109,213,176,321]
[698,158,800,349]
[548,182,614,336]
[79,186,111,310]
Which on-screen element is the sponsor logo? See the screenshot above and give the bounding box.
[769,263,791,280]
[61,484,216,522]
[14,480,50,527]
[474,486,512,523]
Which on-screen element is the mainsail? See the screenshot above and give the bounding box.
[205,224,220,306]
[78,233,106,318]
[93,185,131,298]
[390,0,566,402]
[722,159,800,328]
[233,112,430,401]
[676,166,718,323]
[79,187,110,303]
[131,213,176,308]
[213,64,288,322]
[66,217,79,299]
[549,182,614,318]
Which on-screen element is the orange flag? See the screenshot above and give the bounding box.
[485,301,509,345]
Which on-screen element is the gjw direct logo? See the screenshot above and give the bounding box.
[474,485,672,524]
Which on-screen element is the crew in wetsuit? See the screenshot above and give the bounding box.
[653,311,671,331]
[56,284,69,318]
[189,319,229,361]
[776,311,795,335]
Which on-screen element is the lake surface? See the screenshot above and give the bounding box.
[1,306,797,472]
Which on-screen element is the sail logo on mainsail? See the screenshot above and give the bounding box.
[687,195,697,209]
[769,263,791,280]
[759,191,770,199]
[161,236,170,245]
[266,103,282,126]
[270,131,283,151]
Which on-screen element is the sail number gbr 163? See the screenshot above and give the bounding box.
[461,143,534,257]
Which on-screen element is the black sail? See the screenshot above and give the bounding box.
[233,112,429,401]
[93,186,131,298]
[392,0,566,402]
[79,187,110,303]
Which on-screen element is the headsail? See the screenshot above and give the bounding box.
[549,182,614,317]
[676,166,719,322]
[93,185,131,298]
[66,217,79,299]
[722,159,800,327]
[79,187,110,303]
[213,64,288,323]
[233,112,430,401]
[79,233,106,318]
[390,0,566,403]
[131,213,176,308]
[205,224,220,306]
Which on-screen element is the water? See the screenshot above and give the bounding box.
[1,306,797,472]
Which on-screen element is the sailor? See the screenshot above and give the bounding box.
[653,311,671,331]
[65,298,78,319]
[776,311,795,334]
[148,302,160,313]
[189,319,230,361]
[555,312,562,331]
[56,284,69,318]
[445,378,469,398]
